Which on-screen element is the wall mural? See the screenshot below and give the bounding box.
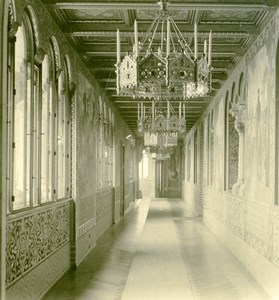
[77,72,98,225]
[246,43,274,202]
[6,203,71,286]
[77,72,97,199]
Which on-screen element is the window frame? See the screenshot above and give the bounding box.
[6,8,72,213]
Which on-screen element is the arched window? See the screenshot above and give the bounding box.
[228,82,239,190]
[41,51,52,203]
[6,6,71,212]
[111,111,115,186]
[64,56,72,198]
[224,91,229,190]
[187,141,191,182]
[238,73,244,99]
[139,149,149,179]
[49,36,69,200]
[194,130,198,184]
[108,107,114,186]
[7,1,17,212]
[275,40,279,205]
[57,67,66,199]
[210,110,214,185]
[12,10,37,210]
[97,96,103,188]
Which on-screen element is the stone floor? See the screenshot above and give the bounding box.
[43,198,271,300]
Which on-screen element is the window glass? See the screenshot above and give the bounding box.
[13,24,29,209]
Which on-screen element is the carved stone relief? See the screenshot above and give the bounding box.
[6,203,71,286]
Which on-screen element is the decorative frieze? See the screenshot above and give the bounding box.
[246,15,275,61]
[6,202,71,286]
[225,196,245,237]
[246,231,272,261]
[77,217,96,239]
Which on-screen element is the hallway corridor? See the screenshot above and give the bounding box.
[44,198,270,300]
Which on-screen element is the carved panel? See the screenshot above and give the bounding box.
[225,196,245,237]
[202,10,258,23]
[246,231,272,260]
[64,9,121,21]
[246,17,276,61]
[96,187,114,221]
[6,202,71,286]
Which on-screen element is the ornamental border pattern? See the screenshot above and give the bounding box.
[77,217,96,239]
[246,15,275,61]
[204,189,274,262]
[245,230,272,261]
[225,195,245,238]
[6,202,71,286]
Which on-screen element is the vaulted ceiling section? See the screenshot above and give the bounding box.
[41,0,277,135]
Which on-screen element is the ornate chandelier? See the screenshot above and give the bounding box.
[138,99,185,147]
[115,0,212,100]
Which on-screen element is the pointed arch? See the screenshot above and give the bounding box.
[25,4,39,52]
[50,36,61,75]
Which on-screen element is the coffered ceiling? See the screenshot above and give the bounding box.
[41,0,277,136]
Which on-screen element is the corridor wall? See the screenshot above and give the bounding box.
[1,0,138,299]
[183,10,279,299]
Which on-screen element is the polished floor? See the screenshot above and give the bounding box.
[44,198,270,300]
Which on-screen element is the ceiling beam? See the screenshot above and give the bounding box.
[42,1,276,11]
[63,23,259,36]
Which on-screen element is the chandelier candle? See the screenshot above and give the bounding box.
[134,19,139,58]
[208,31,212,66]
[194,22,198,60]
[166,18,170,57]
[204,39,207,62]
[116,29,120,64]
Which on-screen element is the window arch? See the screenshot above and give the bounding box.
[6,8,71,212]
[63,56,72,197]
[224,91,229,190]
[228,82,239,190]
[49,36,69,200]
[238,72,244,100]
[103,101,108,187]
[6,6,44,210]
[12,10,36,209]
[41,51,52,203]
[97,96,103,188]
